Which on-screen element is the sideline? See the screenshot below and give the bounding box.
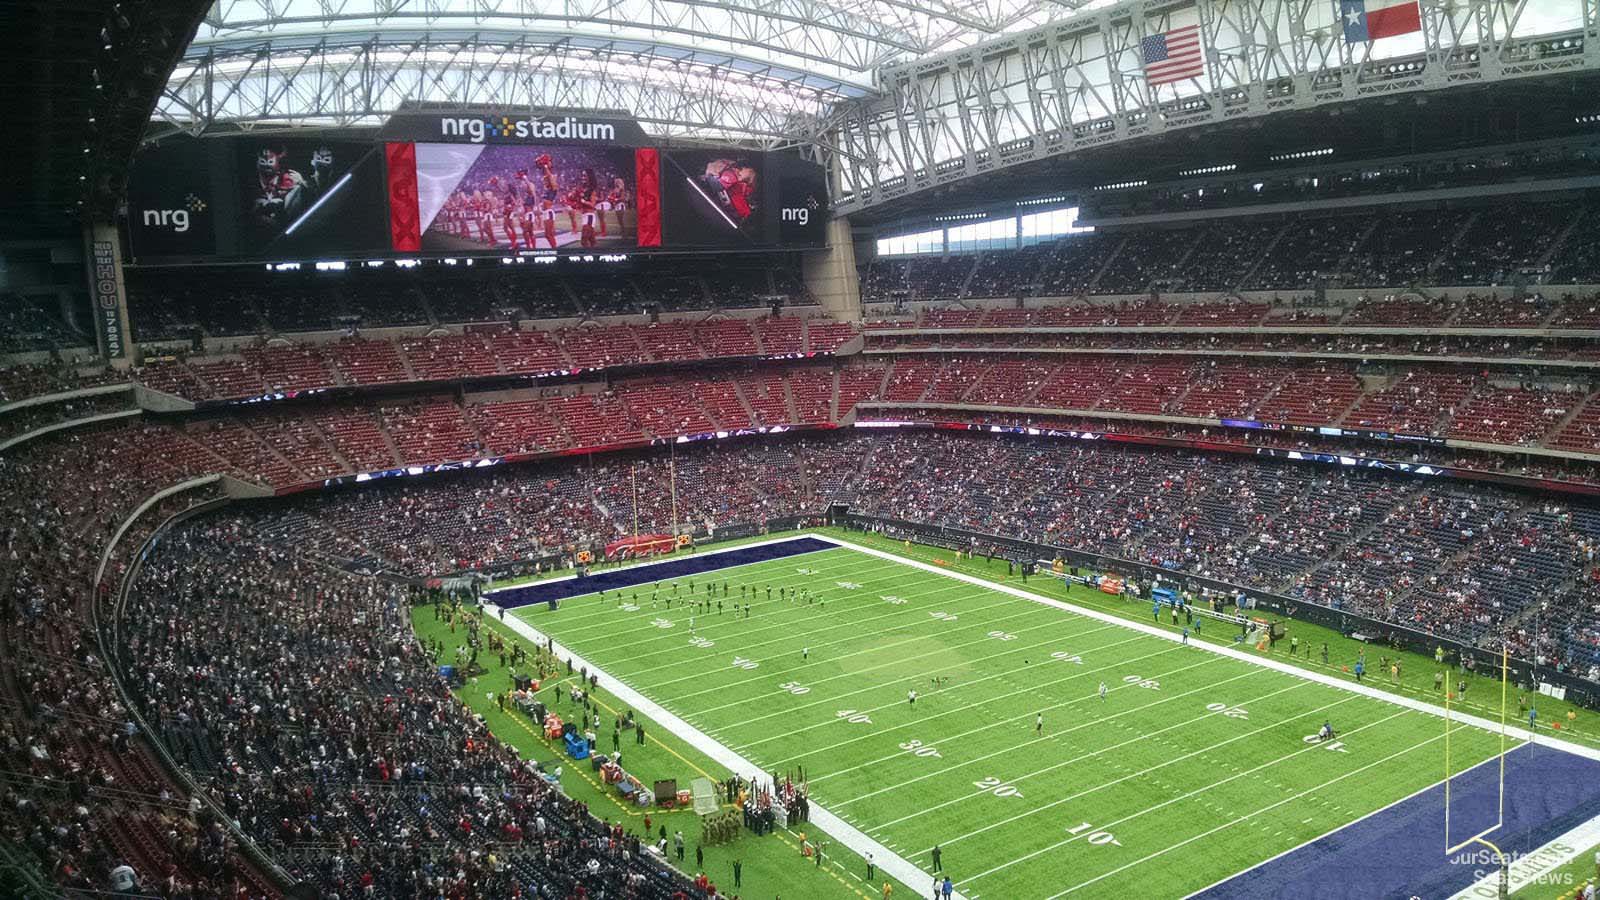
[814,533,1600,898]
[485,563,958,898]
[1448,813,1600,899]
[491,531,1600,900]
[812,533,1600,762]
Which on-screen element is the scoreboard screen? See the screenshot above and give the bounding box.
[124,110,830,265]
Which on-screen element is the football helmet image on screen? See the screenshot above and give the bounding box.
[238,139,387,256]
[663,150,766,247]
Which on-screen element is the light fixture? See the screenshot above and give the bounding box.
[1177,163,1237,177]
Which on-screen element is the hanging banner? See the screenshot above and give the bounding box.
[85,227,129,360]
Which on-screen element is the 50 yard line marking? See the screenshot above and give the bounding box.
[727,636,1211,754]
[674,619,1129,716]
[785,647,1232,772]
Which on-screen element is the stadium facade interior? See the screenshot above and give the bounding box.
[6,0,1600,897]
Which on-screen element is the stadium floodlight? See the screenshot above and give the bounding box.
[1177,163,1238,177]
[1268,147,1334,162]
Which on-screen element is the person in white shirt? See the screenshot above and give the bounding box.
[109,863,137,892]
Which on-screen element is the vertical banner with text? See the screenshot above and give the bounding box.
[84,224,130,361]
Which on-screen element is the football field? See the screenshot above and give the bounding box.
[492,535,1595,899]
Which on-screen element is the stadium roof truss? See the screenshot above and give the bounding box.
[823,0,1600,214]
[158,0,1112,146]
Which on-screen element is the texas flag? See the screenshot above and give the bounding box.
[1340,0,1422,41]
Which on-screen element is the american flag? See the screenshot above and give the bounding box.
[1141,25,1204,86]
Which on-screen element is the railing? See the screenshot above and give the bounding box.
[93,488,298,895]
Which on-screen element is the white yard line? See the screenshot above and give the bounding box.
[842,674,1309,819]
[487,531,1600,900]
[648,592,1098,703]
[797,645,1229,775]
[810,534,1600,763]
[812,655,1264,788]
[521,550,911,636]
[1047,721,1456,897]
[490,603,966,900]
[1180,746,1522,900]
[483,532,827,598]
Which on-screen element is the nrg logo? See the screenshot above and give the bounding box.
[781,196,821,227]
[141,193,206,233]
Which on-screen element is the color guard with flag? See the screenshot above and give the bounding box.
[1141,25,1205,86]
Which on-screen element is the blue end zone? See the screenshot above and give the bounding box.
[1193,742,1600,899]
[487,537,836,610]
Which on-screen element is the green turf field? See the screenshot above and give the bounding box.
[411,607,905,900]
[503,535,1523,899]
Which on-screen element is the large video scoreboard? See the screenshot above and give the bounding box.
[124,111,830,265]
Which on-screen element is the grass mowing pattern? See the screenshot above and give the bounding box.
[512,541,1514,899]
[410,607,902,900]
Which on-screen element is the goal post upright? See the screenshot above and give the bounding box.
[1443,645,1514,898]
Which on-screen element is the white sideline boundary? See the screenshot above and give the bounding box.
[816,533,1600,898]
[809,534,1600,763]
[1449,811,1600,899]
[489,603,960,899]
[484,531,1600,900]
[1177,747,1512,900]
